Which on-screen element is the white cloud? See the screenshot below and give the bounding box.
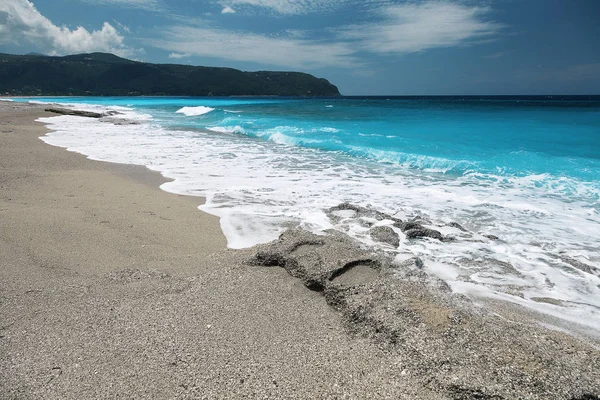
[149,1,501,70]
[148,26,358,69]
[221,6,236,14]
[113,19,131,33]
[80,0,162,12]
[168,52,190,59]
[0,0,135,57]
[220,0,347,15]
[337,2,502,55]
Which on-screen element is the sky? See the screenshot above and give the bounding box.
[0,0,599,95]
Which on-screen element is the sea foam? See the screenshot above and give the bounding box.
[206,126,245,134]
[176,106,215,116]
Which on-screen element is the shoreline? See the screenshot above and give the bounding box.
[32,96,600,335]
[25,101,600,339]
[1,102,227,276]
[0,102,433,399]
[2,102,599,399]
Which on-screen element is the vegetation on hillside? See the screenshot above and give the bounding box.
[0,53,340,97]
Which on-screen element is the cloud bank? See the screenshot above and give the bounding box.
[168,52,190,59]
[149,27,357,69]
[80,0,162,12]
[221,6,236,14]
[151,1,502,69]
[339,2,502,55]
[0,0,503,72]
[219,0,347,15]
[0,0,134,57]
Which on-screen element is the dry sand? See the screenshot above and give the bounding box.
[0,104,434,398]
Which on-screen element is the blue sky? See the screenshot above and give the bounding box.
[1,0,599,95]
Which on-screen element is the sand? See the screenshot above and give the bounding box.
[2,102,599,400]
[0,103,433,399]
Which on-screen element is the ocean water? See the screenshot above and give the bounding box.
[7,96,600,332]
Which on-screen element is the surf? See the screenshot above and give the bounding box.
[12,95,600,333]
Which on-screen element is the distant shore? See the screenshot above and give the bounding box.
[1,102,599,399]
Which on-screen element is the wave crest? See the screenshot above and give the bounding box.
[176,106,215,116]
[207,125,246,134]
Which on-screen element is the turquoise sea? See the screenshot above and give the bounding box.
[7,95,600,332]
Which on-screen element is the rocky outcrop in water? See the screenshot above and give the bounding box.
[250,227,600,400]
[326,202,397,224]
[394,220,445,241]
[446,221,467,232]
[404,226,444,240]
[483,234,499,240]
[327,203,451,242]
[369,226,400,247]
[45,108,120,118]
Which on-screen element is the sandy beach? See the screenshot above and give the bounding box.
[1,102,599,399]
[0,103,433,398]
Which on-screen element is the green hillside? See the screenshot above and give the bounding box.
[0,53,340,97]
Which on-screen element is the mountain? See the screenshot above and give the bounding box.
[0,53,340,97]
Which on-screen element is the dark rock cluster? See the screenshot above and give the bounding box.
[326,202,397,225]
[327,202,457,243]
[45,108,119,118]
[369,226,400,247]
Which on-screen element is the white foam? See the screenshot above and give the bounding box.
[358,133,383,137]
[349,146,477,174]
[0,98,14,102]
[36,102,600,335]
[176,106,215,116]
[207,126,245,134]
[253,126,326,146]
[332,210,357,218]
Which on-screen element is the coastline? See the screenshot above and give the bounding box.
[0,103,432,399]
[2,102,599,399]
